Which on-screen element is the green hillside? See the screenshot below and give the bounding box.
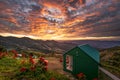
[100,46,120,78]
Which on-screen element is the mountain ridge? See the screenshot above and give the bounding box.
[0,36,120,53]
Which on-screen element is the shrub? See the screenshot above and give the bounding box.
[76,73,86,80]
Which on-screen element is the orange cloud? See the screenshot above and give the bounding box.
[0,0,120,40]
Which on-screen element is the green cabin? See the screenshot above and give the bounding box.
[63,44,100,80]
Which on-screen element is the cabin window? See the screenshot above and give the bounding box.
[66,55,73,71]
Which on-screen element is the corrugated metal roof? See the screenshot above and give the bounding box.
[78,44,100,63]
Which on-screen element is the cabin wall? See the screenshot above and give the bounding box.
[63,47,99,80]
[74,48,98,80]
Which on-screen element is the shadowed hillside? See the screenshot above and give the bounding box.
[1,36,120,54]
[0,36,75,53]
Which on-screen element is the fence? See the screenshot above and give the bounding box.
[99,67,120,80]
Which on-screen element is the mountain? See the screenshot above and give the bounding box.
[0,36,120,53]
[59,40,120,49]
[0,36,75,53]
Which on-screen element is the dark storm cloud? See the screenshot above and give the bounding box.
[72,0,120,37]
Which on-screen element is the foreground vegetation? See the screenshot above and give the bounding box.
[0,45,120,80]
[0,46,69,80]
[0,57,69,80]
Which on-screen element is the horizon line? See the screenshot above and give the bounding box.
[0,34,120,41]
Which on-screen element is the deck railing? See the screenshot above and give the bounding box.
[99,67,120,80]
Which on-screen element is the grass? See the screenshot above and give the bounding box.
[101,63,120,78]
[0,57,19,72]
[100,46,120,78]
[99,70,113,80]
[0,55,69,80]
[0,57,20,80]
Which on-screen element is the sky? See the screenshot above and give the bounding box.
[0,0,120,40]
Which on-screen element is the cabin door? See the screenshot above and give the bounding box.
[66,55,73,71]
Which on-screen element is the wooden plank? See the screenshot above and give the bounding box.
[99,67,120,80]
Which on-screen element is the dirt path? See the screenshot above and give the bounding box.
[45,57,77,80]
[46,57,64,73]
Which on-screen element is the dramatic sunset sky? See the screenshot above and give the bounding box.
[0,0,120,40]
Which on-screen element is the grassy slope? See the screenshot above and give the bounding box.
[100,46,120,78]
[0,57,20,80]
[0,55,69,80]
